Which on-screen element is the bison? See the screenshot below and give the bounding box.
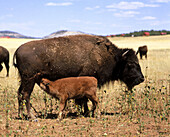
[0,46,9,77]
[39,76,98,119]
[13,34,144,119]
[136,45,148,59]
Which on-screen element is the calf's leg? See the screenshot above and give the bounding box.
[85,90,98,117]
[58,97,67,120]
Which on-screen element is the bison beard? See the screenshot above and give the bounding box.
[13,34,144,119]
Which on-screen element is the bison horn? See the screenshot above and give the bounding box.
[122,50,129,57]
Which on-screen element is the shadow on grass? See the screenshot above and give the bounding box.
[101,111,127,116]
[14,111,125,121]
[14,112,82,120]
[37,112,80,119]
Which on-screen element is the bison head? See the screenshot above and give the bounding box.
[118,49,144,90]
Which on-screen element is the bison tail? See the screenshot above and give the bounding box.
[13,51,18,68]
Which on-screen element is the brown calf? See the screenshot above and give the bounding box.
[39,76,99,120]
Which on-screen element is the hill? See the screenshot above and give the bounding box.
[0,30,38,39]
[44,30,86,38]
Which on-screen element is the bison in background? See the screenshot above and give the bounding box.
[0,46,9,77]
[136,45,148,59]
[13,34,144,119]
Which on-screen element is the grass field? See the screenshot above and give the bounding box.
[0,35,169,136]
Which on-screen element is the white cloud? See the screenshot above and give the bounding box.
[151,0,170,3]
[68,19,81,23]
[151,20,170,25]
[114,11,140,17]
[67,19,102,25]
[106,2,159,10]
[45,2,72,6]
[0,22,35,31]
[141,16,156,20]
[84,21,102,25]
[94,22,102,25]
[0,14,13,20]
[85,6,100,10]
[107,9,117,12]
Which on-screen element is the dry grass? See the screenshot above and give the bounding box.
[108,34,170,50]
[0,36,169,136]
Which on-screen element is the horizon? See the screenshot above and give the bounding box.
[0,0,170,37]
[0,29,170,38]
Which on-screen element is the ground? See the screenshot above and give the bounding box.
[0,35,169,136]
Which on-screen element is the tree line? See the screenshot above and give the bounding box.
[108,30,170,37]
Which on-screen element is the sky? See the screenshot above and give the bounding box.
[0,0,170,37]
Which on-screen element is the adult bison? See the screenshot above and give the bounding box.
[0,46,9,77]
[13,34,144,119]
[136,45,148,59]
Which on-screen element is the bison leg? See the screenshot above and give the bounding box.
[0,64,3,72]
[18,80,35,119]
[145,54,147,59]
[75,97,89,116]
[140,53,143,59]
[4,61,9,77]
[18,83,24,118]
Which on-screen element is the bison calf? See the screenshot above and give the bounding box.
[136,45,148,59]
[39,76,98,120]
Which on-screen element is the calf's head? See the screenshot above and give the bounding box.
[40,78,50,91]
[119,49,144,90]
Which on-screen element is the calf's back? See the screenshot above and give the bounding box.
[43,76,97,99]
